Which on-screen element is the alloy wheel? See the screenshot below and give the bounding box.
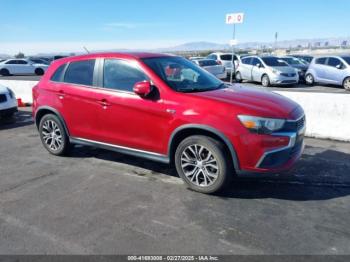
[42,120,63,151]
[344,78,350,90]
[180,144,219,187]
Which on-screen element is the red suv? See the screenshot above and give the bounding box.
[33,53,305,194]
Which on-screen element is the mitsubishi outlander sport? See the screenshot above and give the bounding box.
[33,53,306,194]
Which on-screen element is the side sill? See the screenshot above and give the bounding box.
[70,137,170,164]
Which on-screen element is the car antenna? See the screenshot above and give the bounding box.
[83,46,90,54]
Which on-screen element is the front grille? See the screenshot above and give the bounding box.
[281,115,306,132]
[0,94,7,103]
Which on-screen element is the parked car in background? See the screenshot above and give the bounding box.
[279,56,309,82]
[29,58,50,65]
[291,55,314,64]
[305,56,350,90]
[189,56,204,60]
[0,59,48,76]
[236,56,299,87]
[206,52,240,76]
[33,52,305,194]
[192,59,227,79]
[0,84,17,119]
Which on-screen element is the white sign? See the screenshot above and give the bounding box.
[229,39,238,46]
[226,13,244,24]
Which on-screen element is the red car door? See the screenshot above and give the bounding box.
[94,58,172,155]
[51,59,102,141]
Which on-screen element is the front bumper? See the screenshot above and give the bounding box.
[270,75,299,85]
[235,114,306,173]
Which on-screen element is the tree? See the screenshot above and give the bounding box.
[14,52,25,58]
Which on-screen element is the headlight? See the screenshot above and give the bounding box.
[271,69,281,75]
[6,87,15,99]
[238,115,285,134]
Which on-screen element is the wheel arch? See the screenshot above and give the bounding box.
[168,124,240,171]
[35,106,70,136]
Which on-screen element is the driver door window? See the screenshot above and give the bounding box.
[103,59,148,92]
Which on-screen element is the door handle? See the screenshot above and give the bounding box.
[57,90,65,99]
[97,99,111,108]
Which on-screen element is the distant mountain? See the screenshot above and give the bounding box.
[156,37,350,52]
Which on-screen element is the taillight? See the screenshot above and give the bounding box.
[216,60,222,65]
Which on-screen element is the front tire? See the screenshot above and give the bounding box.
[261,74,270,87]
[0,69,10,76]
[343,77,350,90]
[39,114,70,156]
[175,135,232,194]
[35,68,45,76]
[305,73,314,85]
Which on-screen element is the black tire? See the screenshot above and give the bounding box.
[0,69,10,76]
[35,68,45,76]
[305,73,314,86]
[175,135,232,194]
[235,72,243,83]
[261,74,270,87]
[39,114,70,156]
[343,77,350,90]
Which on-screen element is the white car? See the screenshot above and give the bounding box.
[206,52,241,75]
[0,59,48,76]
[192,59,227,79]
[0,84,17,119]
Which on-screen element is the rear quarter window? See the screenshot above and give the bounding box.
[64,60,95,86]
[50,64,67,82]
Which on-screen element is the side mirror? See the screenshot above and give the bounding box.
[336,64,343,69]
[133,81,152,97]
[256,63,262,68]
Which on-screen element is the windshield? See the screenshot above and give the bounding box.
[142,56,223,93]
[198,60,219,66]
[341,56,350,65]
[262,57,288,67]
[281,57,304,65]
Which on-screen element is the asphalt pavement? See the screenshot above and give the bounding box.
[0,108,349,255]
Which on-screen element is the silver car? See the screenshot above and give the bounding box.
[192,59,227,79]
[305,56,350,90]
[235,56,299,87]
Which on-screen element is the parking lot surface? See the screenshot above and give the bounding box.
[0,108,350,255]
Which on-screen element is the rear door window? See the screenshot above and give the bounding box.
[315,57,327,65]
[241,57,252,65]
[64,60,95,86]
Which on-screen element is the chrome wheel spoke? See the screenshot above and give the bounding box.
[181,144,219,188]
[42,120,63,151]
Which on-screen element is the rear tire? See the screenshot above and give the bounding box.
[0,69,10,76]
[305,73,314,85]
[235,72,243,83]
[35,68,44,76]
[175,135,232,194]
[39,114,70,156]
[261,74,270,87]
[343,77,350,90]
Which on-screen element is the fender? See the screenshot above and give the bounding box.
[35,106,70,136]
[168,124,240,171]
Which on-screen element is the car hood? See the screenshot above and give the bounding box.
[192,85,301,119]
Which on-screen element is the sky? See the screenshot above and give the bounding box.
[0,0,349,55]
